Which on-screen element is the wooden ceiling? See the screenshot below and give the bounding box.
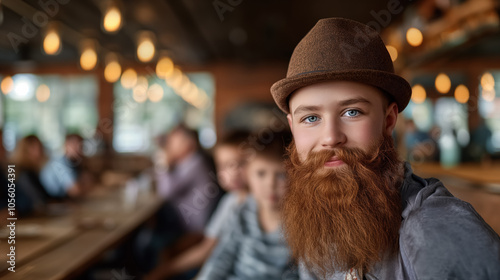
[0,0,415,69]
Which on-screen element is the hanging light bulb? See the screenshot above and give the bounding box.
[148,83,164,102]
[102,1,122,33]
[411,84,426,104]
[133,86,148,103]
[104,53,122,83]
[480,72,495,91]
[121,68,137,89]
[482,89,496,102]
[454,85,469,104]
[385,45,398,62]
[36,84,50,102]
[136,31,156,62]
[406,27,423,47]
[80,40,98,71]
[1,75,13,94]
[43,23,62,55]
[166,67,183,90]
[133,76,148,103]
[156,56,174,79]
[435,73,451,94]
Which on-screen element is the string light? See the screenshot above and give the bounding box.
[385,45,398,62]
[162,66,211,109]
[133,82,148,103]
[156,56,174,79]
[166,68,183,90]
[411,84,426,104]
[104,53,122,83]
[482,89,496,102]
[148,83,164,102]
[43,24,61,55]
[103,3,122,33]
[80,40,98,71]
[435,73,451,94]
[137,31,155,62]
[120,68,137,89]
[454,84,469,103]
[406,27,423,47]
[36,84,50,102]
[1,75,13,94]
[480,72,495,91]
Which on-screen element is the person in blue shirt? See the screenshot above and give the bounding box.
[40,134,84,198]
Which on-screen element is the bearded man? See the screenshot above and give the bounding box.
[271,18,500,280]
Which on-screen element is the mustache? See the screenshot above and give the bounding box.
[286,139,385,172]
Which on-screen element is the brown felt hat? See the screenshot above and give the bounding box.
[271,18,411,114]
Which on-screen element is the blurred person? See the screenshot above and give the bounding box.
[9,135,51,213]
[145,130,250,280]
[136,124,219,273]
[155,124,219,234]
[465,117,492,162]
[270,18,500,279]
[0,132,43,218]
[0,130,10,219]
[39,134,86,198]
[197,132,298,279]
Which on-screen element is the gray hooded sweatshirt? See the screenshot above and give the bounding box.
[298,163,500,280]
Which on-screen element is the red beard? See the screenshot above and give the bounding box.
[282,134,404,276]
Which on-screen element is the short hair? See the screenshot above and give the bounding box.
[171,123,200,149]
[216,129,251,149]
[65,134,83,143]
[11,135,47,172]
[252,131,291,162]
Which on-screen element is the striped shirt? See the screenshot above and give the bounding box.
[197,196,298,280]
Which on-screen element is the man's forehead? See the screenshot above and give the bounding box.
[289,81,384,114]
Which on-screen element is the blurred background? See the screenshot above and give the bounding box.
[0,0,499,279]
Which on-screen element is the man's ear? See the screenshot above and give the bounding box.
[384,102,398,136]
[287,114,293,134]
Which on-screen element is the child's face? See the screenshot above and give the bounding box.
[165,130,192,163]
[214,145,247,192]
[287,81,398,164]
[246,156,287,210]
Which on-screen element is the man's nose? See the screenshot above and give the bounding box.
[321,119,346,148]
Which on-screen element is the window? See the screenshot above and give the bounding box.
[113,72,215,153]
[2,74,98,155]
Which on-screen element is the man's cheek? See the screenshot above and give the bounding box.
[294,135,314,157]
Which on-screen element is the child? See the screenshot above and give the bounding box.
[145,130,250,280]
[197,131,297,279]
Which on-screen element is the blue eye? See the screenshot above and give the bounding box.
[344,110,360,117]
[303,116,319,123]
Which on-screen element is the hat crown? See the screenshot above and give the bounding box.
[287,18,394,78]
[270,17,411,114]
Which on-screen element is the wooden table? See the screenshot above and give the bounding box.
[411,162,500,235]
[0,186,163,280]
[412,162,500,185]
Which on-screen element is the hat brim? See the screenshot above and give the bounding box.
[271,69,411,114]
